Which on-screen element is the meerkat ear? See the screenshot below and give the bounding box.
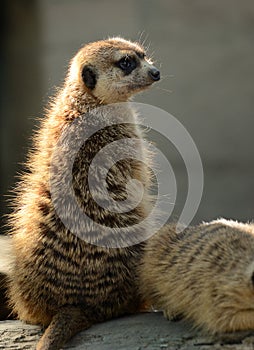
[81,65,97,90]
[251,271,254,286]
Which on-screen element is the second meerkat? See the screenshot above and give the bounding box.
[8,37,160,350]
[140,219,254,335]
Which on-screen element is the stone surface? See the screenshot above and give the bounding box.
[1,314,254,350]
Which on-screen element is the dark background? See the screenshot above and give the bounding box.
[1,0,254,233]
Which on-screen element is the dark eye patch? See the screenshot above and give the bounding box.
[81,65,97,89]
[116,55,137,75]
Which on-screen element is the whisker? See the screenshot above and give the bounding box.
[137,31,148,48]
[162,74,175,78]
[155,86,173,94]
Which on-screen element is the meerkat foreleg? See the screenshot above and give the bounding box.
[36,306,93,350]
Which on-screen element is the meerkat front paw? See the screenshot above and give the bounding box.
[215,330,254,344]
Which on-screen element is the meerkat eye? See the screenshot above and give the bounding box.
[136,51,145,59]
[117,56,137,75]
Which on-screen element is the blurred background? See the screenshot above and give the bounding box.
[1,0,254,233]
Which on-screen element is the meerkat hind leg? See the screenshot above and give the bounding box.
[163,308,183,322]
[218,311,254,344]
[36,305,94,350]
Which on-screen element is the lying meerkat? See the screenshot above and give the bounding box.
[139,219,254,337]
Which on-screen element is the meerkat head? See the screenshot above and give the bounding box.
[68,37,160,104]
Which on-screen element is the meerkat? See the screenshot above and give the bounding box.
[0,272,13,320]
[0,236,13,320]
[139,219,254,336]
[7,37,160,350]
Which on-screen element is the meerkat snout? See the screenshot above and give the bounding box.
[148,67,160,81]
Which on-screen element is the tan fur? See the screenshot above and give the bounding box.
[139,219,254,334]
[7,37,160,350]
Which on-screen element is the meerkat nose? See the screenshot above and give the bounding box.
[148,67,160,81]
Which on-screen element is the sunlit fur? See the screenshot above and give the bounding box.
[139,219,254,335]
[7,37,159,350]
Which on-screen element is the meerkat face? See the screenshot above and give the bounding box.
[69,37,160,104]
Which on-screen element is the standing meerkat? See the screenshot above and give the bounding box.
[7,37,160,350]
[139,219,254,335]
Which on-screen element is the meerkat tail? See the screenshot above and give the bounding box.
[36,306,93,350]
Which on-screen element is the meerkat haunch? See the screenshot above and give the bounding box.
[7,37,160,350]
[139,219,254,335]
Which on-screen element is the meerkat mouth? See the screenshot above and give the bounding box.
[129,82,155,91]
